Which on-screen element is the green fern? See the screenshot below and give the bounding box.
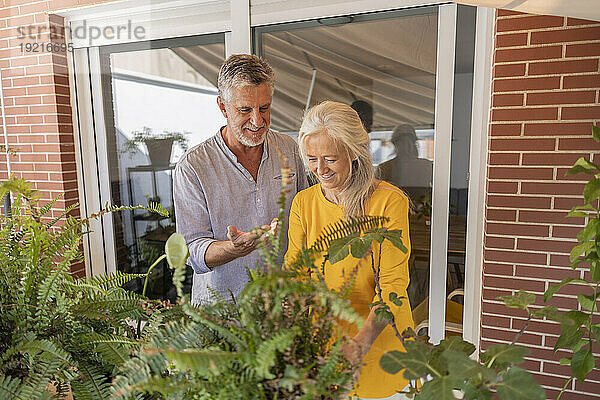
[0,374,22,399]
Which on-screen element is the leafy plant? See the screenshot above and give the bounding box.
[0,177,182,399]
[122,126,189,155]
[496,125,600,399]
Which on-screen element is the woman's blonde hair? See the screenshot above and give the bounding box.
[298,101,375,218]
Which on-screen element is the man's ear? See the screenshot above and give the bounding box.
[217,96,228,118]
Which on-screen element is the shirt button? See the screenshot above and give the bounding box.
[257,199,261,203]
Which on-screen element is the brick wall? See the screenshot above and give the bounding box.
[483,10,600,399]
[0,0,107,276]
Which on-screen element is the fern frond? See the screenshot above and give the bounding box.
[81,333,139,366]
[18,358,60,400]
[254,327,300,379]
[308,215,389,253]
[44,201,78,229]
[84,271,147,291]
[146,202,168,217]
[0,374,22,399]
[163,349,239,375]
[18,339,72,365]
[74,363,112,400]
[37,192,65,219]
[74,290,144,316]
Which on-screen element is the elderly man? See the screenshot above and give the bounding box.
[174,54,308,304]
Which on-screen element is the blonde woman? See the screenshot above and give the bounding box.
[286,101,414,398]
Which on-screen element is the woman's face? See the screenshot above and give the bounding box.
[304,132,352,195]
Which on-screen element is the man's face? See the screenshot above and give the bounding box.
[218,83,272,147]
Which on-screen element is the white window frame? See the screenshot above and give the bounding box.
[59,0,492,347]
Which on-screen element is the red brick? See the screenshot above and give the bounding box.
[487,181,519,193]
[15,96,41,105]
[481,313,511,328]
[495,45,562,62]
[519,209,583,225]
[497,9,523,17]
[30,125,60,134]
[482,327,542,345]
[496,15,564,32]
[493,93,524,106]
[486,208,517,222]
[484,275,546,291]
[16,115,43,124]
[496,32,528,47]
[486,222,549,237]
[566,42,600,57]
[19,2,50,14]
[561,106,600,120]
[531,372,576,390]
[529,59,599,75]
[522,153,588,166]
[567,17,599,26]
[531,27,600,44]
[521,182,585,196]
[484,249,547,265]
[488,167,554,180]
[490,138,555,151]
[557,167,596,182]
[517,238,576,253]
[490,123,521,136]
[513,318,562,336]
[494,63,526,78]
[524,122,594,136]
[483,262,514,276]
[558,137,600,150]
[554,197,586,211]
[18,135,46,144]
[527,90,596,106]
[489,153,520,165]
[485,235,515,249]
[552,225,584,239]
[574,380,600,395]
[515,264,579,280]
[5,105,28,115]
[488,195,552,209]
[563,74,600,89]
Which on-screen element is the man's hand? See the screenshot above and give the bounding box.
[204,218,278,268]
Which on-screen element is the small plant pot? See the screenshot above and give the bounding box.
[144,138,174,166]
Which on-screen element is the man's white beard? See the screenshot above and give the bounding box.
[235,125,267,147]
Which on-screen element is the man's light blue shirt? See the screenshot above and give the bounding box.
[173,129,308,304]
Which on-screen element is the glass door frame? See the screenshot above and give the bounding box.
[63,0,493,348]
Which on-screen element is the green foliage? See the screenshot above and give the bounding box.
[0,177,172,399]
[498,125,600,398]
[379,334,544,400]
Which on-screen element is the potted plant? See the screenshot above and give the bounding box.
[123,127,189,166]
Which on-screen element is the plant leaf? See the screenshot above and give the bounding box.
[480,344,528,370]
[577,293,597,312]
[577,219,599,243]
[570,242,595,264]
[382,230,408,253]
[441,350,496,382]
[327,233,357,264]
[571,349,595,382]
[379,341,431,379]
[593,125,600,142]
[545,278,589,302]
[583,178,600,204]
[531,306,571,325]
[497,367,545,400]
[591,260,600,283]
[350,236,371,259]
[498,290,536,309]
[417,375,458,400]
[566,157,600,175]
[165,232,189,269]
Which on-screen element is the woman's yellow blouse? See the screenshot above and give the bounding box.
[286,181,414,398]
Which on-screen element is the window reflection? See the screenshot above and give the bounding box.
[101,38,225,301]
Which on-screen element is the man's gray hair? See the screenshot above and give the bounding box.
[217,54,275,103]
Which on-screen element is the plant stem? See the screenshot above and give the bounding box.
[138,254,166,336]
[142,254,166,298]
[370,252,405,345]
[510,313,532,346]
[556,377,574,400]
